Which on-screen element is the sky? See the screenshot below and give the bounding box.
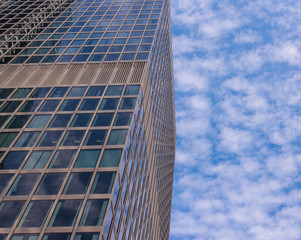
[170,0,301,240]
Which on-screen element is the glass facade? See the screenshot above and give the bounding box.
[0,0,175,240]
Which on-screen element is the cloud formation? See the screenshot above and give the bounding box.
[171,1,301,239]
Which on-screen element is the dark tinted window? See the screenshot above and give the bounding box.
[35,173,66,195]
[49,87,68,97]
[86,86,105,96]
[84,130,107,146]
[49,150,76,168]
[0,151,28,169]
[63,172,92,194]
[99,98,119,110]
[30,87,51,98]
[18,100,41,112]
[0,201,25,227]
[92,113,114,126]
[70,113,92,127]
[7,174,39,195]
[5,115,31,129]
[49,114,72,128]
[0,101,22,112]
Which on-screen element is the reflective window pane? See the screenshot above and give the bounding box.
[79,199,108,226]
[91,172,116,194]
[0,115,9,128]
[92,113,114,126]
[49,87,68,98]
[74,233,99,240]
[0,201,25,227]
[61,130,85,146]
[18,100,41,112]
[5,115,31,129]
[11,235,38,240]
[49,150,76,169]
[11,88,32,98]
[78,99,99,111]
[124,85,140,95]
[7,174,39,195]
[48,200,82,227]
[105,85,123,96]
[119,97,136,109]
[84,130,107,146]
[0,235,5,240]
[49,114,72,128]
[0,132,18,147]
[63,172,92,194]
[30,87,51,98]
[42,233,71,240]
[18,201,53,227]
[35,173,66,195]
[14,132,40,147]
[107,129,128,145]
[99,149,123,168]
[70,113,92,127]
[59,99,80,111]
[37,131,63,147]
[67,87,87,97]
[74,150,101,168]
[27,115,51,128]
[0,101,22,112]
[39,100,60,112]
[114,112,133,126]
[0,174,13,195]
[86,86,105,96]
[0,151,28,169]
[0,88,13,99]
[99,98,119,110]
[23,151,52,169]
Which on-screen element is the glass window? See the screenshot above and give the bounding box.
[91,172,116,194]
[49,150,76,169]
[27,115,51,128]
[49,87,68,98]
[18,100,41,112]
[70,113,92,127]
[48,200,82,227]
[11,88,32,98]
[0,174,13,195]
[42,234,71,240]
[0,201,25,227]
[124,85,140,95]
[11,235,38,240]
[0,151,28,169]
[30,87,51,98]
[18,201,53,227]
[35,173,66,195]
[84,130,107,146]
[119,98,136,109]
[23,151,52,169]
[0,101,22,112]
[14,132,40,147]
[63,172,92,194]
[99,98,119,110]
[61,130,85,146]
[114,112,133,126]
[74,150,101,168]
[78,99,99,111]
[0,115,9,128]
[39,100,60,112]
[5,115,31,129]
[74,233,99,240]
[7,174,39,196]
[0,132,18,147]
[0,88,14,99]
[86,86,105,96]
[107,129,128,145]
[67,87,87,97]
[59,99,80,111]
[37,131,63,147]
[79,199,108,226]
[104,85,123,96]
[49,114,72,128]
[99,149,123,168]
[121,53,135,60]
[92,113,114,126]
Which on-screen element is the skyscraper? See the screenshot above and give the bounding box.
[0,0,175,240]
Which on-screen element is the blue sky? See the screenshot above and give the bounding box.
[170,0,301,239]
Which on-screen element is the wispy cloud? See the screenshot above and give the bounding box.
[171,0,301,239]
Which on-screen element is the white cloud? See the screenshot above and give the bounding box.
[171,0,301,239]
